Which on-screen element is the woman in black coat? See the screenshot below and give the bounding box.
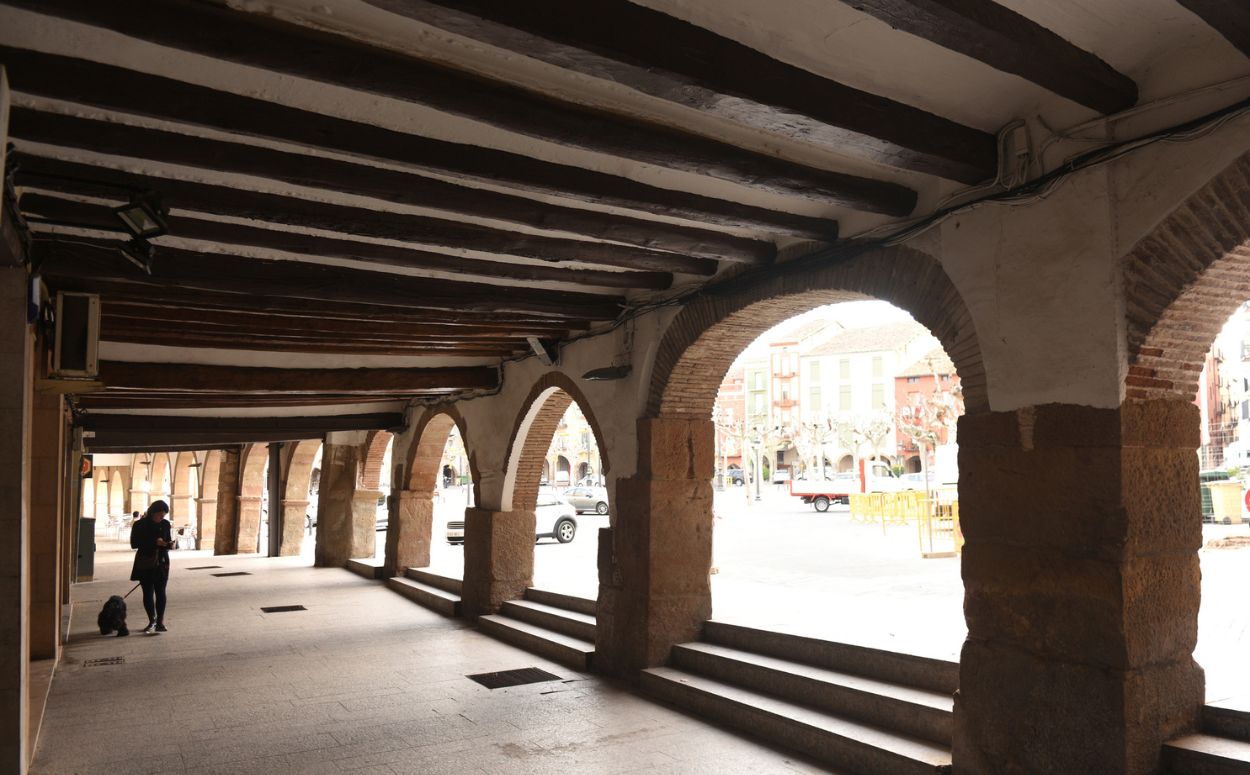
[130,500,173,633]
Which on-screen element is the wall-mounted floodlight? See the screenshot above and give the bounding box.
[582,365,632,381]
[113,193,168,239]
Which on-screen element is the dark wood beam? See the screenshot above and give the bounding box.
[836,0,1137,114]
[86,443,243,454]
[49,277,589,332]
[103,317,525,346]
[5,2,917,214]
[77,395,410,410]
[99,329,520,358]
[0,45,855,230]
[80,412,404,433]
[33,238,626,320]
[368,0,996,184]
[19,193,675,290]
[1176,1,1250,59]
[16,157,710,276]
[89,429,353,446]
[97,362,498,394]
[103,303,539,340]
[10,108,790,258]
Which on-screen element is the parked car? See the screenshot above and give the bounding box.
[715,469,746,486]
[447,493,580,544]
[563,485,609,515]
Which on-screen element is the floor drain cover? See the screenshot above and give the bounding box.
[211,571,251,577]
[467,667,562,690]
[187,565,222,570]
[84,657,125,667]
[260,605,306,613]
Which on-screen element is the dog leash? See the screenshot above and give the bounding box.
[122,582,142,599]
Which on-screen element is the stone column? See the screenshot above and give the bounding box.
[213,448,241,555]
[315,441,363,567]
[953,402,1204,775]
[236,495,262,554]
[28,389,62,661]
[597,418,713,676]
[461,506,536,619]
[129,489,148,516]
[169,494,192,524]
[278,499,308,557]
[383,490,433,577]
[195,497,216,551]
[0,262,32,774]
[350,489,381,559]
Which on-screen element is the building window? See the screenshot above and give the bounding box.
[906,376,920,384]
[839,384,852,411]
[839,359,850,380]
[810,386,821,409]
[871,384,885,409]
[810,360,821,381]
[872,356,884,379]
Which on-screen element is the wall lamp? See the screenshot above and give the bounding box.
[582,365,632,381]
[113,193,169,239]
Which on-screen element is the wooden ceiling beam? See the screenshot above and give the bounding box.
[89,429,355,446]
[87,285,586,331]
[19,192,676,290]
[16,157,711,276]
[0,45,849,232]
[99,330,520,358]
[97,361,499,394]
[77,395,413,410]
[10,108,791,258]
[100,319,525,349]
[370,0,996,184]
[103,303,540,340]
[837,0,1137,114]
[6,1,917,214]
[34,239,625,320]
[80,412,404,433]
[1176,1,1250,59]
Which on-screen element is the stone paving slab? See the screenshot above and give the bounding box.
[33,538,836,774]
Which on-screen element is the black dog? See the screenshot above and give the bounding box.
[98,595,129,637]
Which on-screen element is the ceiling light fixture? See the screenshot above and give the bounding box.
[581,365,632,381]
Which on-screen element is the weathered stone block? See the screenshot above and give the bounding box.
[462,507,536,619]
[383,490,433,577]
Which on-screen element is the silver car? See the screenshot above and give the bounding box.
[562,486,609,515]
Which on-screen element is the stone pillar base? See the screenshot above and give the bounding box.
[596,418,714,677]
[462,507,536,619]
[279,499,309,557]
[384,490,433,577]
[236,494,262,554]
[953,401,1205,775]
[195,498,216,551]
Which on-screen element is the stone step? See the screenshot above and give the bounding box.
[524,587,597,617]
[1163,734,1250,775]
[702,621,958,695]
[405,567,463,595]
[346,557,384,580]
[671,641,952,745]
[641,667,951,775]
[501,599,597,642]
[478,614,595,671]
[386,576,461,618]
[1205,703,1250,743]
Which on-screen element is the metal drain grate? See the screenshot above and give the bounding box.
[467,667,562,690]
[260,605,306,613]
[84,657,125,668]
[211,571,251,577]
[187,565,223,570]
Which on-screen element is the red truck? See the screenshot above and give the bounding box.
[789,460,904,512]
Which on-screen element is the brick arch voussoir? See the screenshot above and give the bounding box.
[359,430,393,490]
[284,439,322,502]
[1124,152,1250,401]
[503,372,612,513]
[404,404,477,500]
[647,245,987,419]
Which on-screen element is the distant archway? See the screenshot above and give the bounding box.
[280,440,322,556]
[239,443,268,554]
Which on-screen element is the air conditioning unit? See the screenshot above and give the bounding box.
[52,292,100,379]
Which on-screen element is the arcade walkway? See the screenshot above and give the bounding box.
[31,540,829,775]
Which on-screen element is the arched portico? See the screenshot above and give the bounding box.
[171,452,197,526]
[279,440,321,556]
[196,451,220,550]
[238,443,268,554]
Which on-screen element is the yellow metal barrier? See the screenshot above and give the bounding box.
[848,490,962,557]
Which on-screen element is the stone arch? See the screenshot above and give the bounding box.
[171,452,197,524]
[360,430,393,490]
[196,450,221,550]
[646,245,986,419]
[94,473,110,517]
[1123,152,1250,401]
[238,443,268,554]
[500,372,610,513]
[278,439,321,556]
[129,458,150,513]
[149,452,172,504]
[837,455,854,472]
[404,405,473,494]
[108,470,124,517]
